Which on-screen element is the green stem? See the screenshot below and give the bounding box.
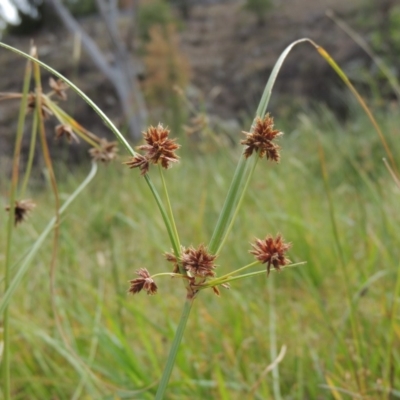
[151,272,185,279]
[201,262,305,287]
[159,165,181,251]
[20,112,38,198]
[268,275,282,400]
[155,298,194,399]
[207,261,260,285]
[144,174,180,257]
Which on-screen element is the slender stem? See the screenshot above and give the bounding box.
[201,263,305,287]
[151,272,185,279]
[159,165,181,250]
[144,174,180,257]
[207,261,260,285]
[20,112,38,198]
[268,275,282,400]
[155,298,194,399]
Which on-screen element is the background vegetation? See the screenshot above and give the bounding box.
[1,104,399,398]
[1,0,400,399]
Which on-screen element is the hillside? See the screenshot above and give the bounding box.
[0,0,390,157]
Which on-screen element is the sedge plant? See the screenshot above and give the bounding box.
[0,35,398,399]
[0,43,118,400]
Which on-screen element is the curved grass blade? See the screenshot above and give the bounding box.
[208,38,311,254]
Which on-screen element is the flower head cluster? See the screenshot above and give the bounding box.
[166,244,217,278]
[55,124,80,143]
[250,234,291,275]
[128,268,158,295]
[125,124,180,175]
[49,77,69,101]
[89,139,118,163]
[241,114,283,161]
[5,199,36,226]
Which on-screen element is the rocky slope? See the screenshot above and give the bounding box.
[0,0,378,162]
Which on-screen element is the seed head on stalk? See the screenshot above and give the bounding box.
[250,234,291,275]
[241,114,283,162]
[124,124,180,174]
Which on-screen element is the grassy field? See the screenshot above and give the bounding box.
[1,105,400,399]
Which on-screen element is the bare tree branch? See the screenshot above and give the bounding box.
[45,0,113,81]
[45,0,147,139]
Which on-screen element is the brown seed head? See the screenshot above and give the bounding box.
[124,154,150,176]
[55,124,80,144]
[180,244,217,278]
[89,139,118,163]
[241,114,283,161]
[5,199,36,226]
[250,234,291,275]
[138,124,180,169]
[128,268,158,295]
[49,77,69,101]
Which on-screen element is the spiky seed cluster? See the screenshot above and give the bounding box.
[166,245,217,278]
[181,245,217,278]
[49,77,69,101]
[5,199,36,226]
[124,153,150,175]
[128,268,158,295]
[250,234,291,275]
[89,139,118,163]
[55,124,79,143]
[125,124,180,175]
[241,114,283,161]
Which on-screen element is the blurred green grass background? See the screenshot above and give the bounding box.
[2,105,400,399]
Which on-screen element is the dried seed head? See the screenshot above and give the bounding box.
[55,124,80,144]
[5,199,36,226]
[49,77,69,101]
[124,154,150,176]
[138,124,180,169]
[128,268,158,295]
[241,114,283,161]
[89,139,118,163]
[250,234,291,275]
[27,92,53,119]
[180,244,217,278]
